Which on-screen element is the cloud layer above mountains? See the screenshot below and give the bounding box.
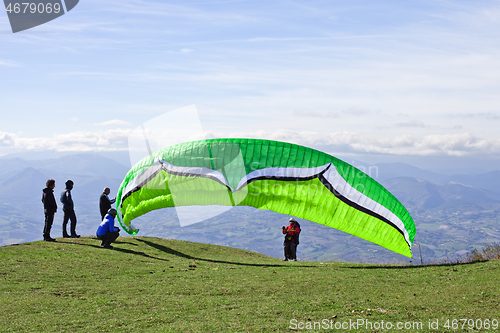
[1,129,499,159]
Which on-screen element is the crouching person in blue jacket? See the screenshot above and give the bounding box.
[96,208,120,249]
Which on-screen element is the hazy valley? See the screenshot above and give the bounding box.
[1,152,499,264]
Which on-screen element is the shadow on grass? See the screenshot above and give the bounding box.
[87,236,139,246]
[343,260,487,270]
[56,239,170,262]
[136,238,315,268]
[56,240,103,249]
[113,247,170,262]
[111,240,138,246]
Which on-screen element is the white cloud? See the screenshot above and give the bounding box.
[342,107,370,116]
[99,0,255,25]
[2,129,500,158]
[0,132,17,147]
[94,120,133,127]
[396,120,428,128]
[292,110,340,118]
[0,129,132,152]
[293,107,371,119]
[0,60,19,67]
[450,112,500,120]
[209,130,500,157]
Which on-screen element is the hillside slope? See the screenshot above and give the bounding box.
[1,237,498,332]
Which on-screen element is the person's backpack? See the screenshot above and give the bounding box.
[294,222,301,245]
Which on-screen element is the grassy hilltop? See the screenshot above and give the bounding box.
[1,237,499,332]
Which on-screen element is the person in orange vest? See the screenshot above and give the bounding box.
[282,217,301,261]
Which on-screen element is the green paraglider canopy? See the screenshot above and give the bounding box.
[116,138,416,257]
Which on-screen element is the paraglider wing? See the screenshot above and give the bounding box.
[116,138,416,257]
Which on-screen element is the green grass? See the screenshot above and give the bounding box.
[1,237,499,332]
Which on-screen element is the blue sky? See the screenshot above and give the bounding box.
[1,0,500,169]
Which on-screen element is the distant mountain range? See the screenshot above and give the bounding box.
[382,177,500,213]
[354,160,500,193]
[0,152,499,263]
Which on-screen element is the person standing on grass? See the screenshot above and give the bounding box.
[282,217,301,261]
[99,187,116,221]
[96,208,120,249]
[42,179,57,242]
[60,180,80,238]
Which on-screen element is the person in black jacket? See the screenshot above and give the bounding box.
[42,179,57,242]
[60,180,80,238]
[99,187,116,221]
